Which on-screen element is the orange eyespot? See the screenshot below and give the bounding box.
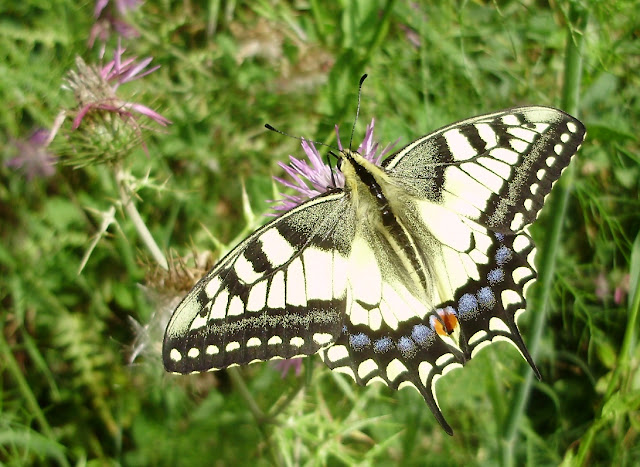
[434,310,459,336]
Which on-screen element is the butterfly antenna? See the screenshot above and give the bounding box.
[265,123,340,187]
[348,73,368,150]
[265,124,336,152]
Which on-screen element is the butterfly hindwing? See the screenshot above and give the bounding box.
[319,210,538,435]
[163,191,355,373]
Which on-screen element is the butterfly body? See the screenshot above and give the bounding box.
[163,106,585,434]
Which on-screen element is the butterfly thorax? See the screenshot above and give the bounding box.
[338,149,434,304]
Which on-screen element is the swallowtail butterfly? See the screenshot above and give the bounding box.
[163,94,585,435]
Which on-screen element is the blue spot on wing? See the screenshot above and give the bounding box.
[373,337,394,353]
[487,268,504,285]
[411,324,435,346]
[477,286,496,308]
[495,245,512,265]
[397,336,417,358]
[458,293,478,316]
[349,333,371,351]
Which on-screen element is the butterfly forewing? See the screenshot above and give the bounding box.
[163,105,585,435]
[163,191,355,373]
[384,106,586,232]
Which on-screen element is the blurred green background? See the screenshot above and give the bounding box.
[1,0,638,465]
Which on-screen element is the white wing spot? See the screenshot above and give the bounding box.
[211,289,229,320]
[313,332,334,346]
[187,347,200,358]
[234,253,262,283]
[470,340,492,358]
[303,248,334,301]
[366,376,386,386]
[226,341,240,352]
[509,138,529,153]
[501,114,521,126]
[227,295,245,316]
[260,228,295,267]
[285,258,307,307]
[530,183,539,195]
[436,353,454,367]
[247,280,267,312]
[479,156,512,179]
[268,336,282,346]
[567,121,577,133]
[513,234,531,252]
[170,348,182,362]
[468,330,488,346]
[204,277,222,300]
[326,345,349,362]
[349,301,369,326]
[267,270,286,309]
[530,122,550,133]
[369,308,383,331]
[476,123,498,147]
[524,199,533,211]
[206,345,219,355]
[443,129,476,160]
[501,289,523,307]
[418,361,434,386]
[536,168,546,180]
[508,127,537,143]
[489,317,510,333]
[247,337,261,347]
[190,314,207,331]
[386,359,408,381]
[510,213,525,231]
[561,133,570,143]
[358,359,378,379]
[554,144,563,155]
[491,147,519,164]
[513,266,532,283]
[462,161,504,193]
[289,337,304,347]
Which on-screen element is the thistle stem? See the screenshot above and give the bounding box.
[115,165,168,270]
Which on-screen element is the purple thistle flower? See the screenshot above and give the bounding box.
[5,128,58,180]
[89,0,142,49]
[62,43,170,166]
[271,119,397,213]
[68,43,169,130]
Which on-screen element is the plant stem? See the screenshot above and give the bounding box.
[500,3,587,465]
[115,165,168,270]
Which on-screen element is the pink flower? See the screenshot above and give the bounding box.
[68,43,170,130]
[89,0,142,49]
[5,129,57,180]
[62,43,170,165]
[271,119,396,213]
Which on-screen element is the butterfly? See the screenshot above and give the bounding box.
[163,99,585,435]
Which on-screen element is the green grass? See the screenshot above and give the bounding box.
[1,0,639,465]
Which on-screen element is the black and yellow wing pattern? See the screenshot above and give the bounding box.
[163,106,585,434]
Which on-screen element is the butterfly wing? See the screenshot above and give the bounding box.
[163,191,355,373]
[319,212,538,435]
[321,107,584,434]
[383,106,586,232]
[384,106,585,365]
[164,105,585,436]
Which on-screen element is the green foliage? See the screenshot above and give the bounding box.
[1,0,639,465]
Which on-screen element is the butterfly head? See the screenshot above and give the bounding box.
[270,120,396,214]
